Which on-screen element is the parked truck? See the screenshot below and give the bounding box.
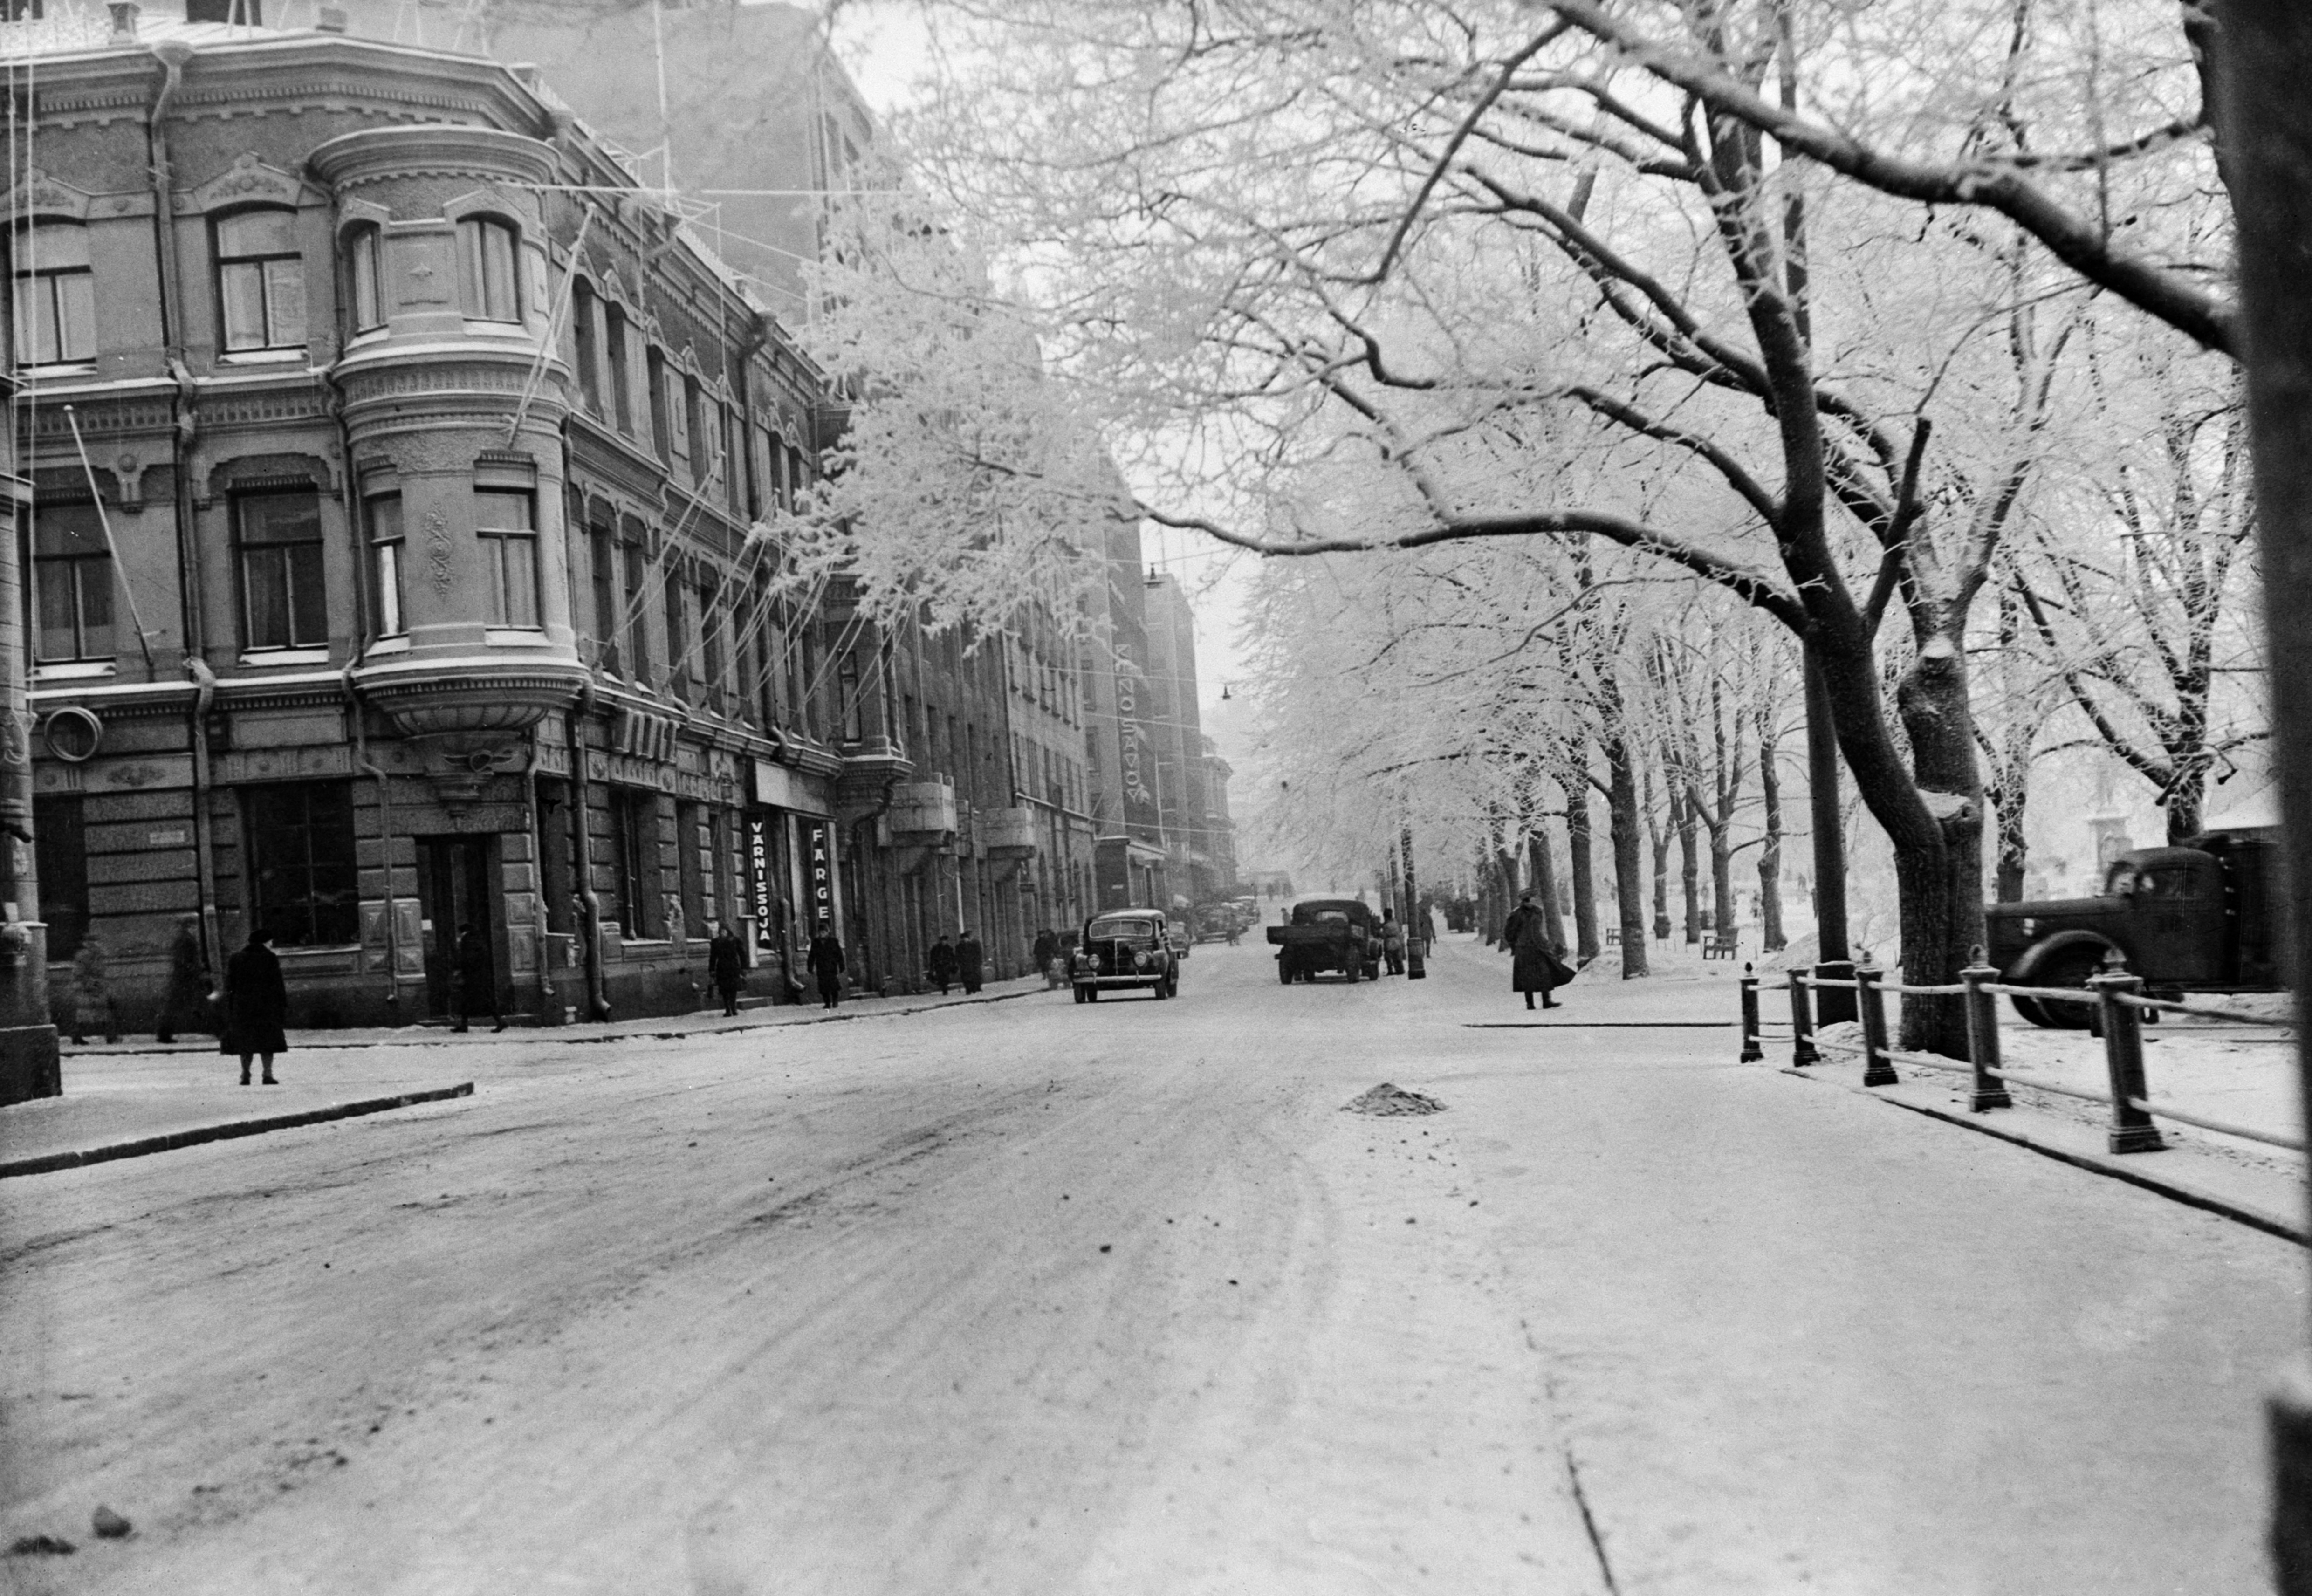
[1267,898,1382,984]
[1983,822,2284,1027]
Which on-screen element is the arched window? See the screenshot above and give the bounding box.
[214,208,307,353]
[455,216,521,322]
[344,223,383,333]
[12,219,95,366]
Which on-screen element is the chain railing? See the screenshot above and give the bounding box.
[1739,954,2303,1158]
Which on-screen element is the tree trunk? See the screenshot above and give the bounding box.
[1493,848,1522,945]
[1677,787,1701,944]
[1889,631,1987,1057]
[1647,765,1672,941]
[1528,831,1567,951]
[1995,800,2029,902]
[1605,739,1649,976]
[1568,776,1600,962]
[1708,822,1736,947]
[1757,704,1786,950]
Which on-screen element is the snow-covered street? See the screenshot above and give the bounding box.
[3,934,2303,1595]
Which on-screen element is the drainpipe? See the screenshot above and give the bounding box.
[569,682,610,1020]
[146,40,219,971]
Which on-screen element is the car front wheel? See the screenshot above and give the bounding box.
[2011,944,2107,1029]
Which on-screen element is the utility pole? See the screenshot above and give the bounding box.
[0,372,57,1105]
[2225,8,2312,1581]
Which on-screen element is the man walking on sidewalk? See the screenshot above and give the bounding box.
[452,924,505,1034]
[222,926,287,1085]
[1502,891,1572,1011]
[708,921,745,1016]
[928,934,958,996]
[957,930,984,995]
[807,921,845,1010]
[156,914,208,1044]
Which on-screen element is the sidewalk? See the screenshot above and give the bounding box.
[0,973,1056,1178]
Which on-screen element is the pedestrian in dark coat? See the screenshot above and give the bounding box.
[806,923,845,1009]
[708,922,746,1016]
[1501,891,1572,1011]
[927,934,958,995]
[157,914,208,1044]
[956,931,984,995]
[452,923,503,1033]
[68,932,121,1044]
[221,927,288,1084]
[1032,927,1060,988]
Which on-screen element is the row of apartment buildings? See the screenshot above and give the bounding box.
[0,0,1234,1093]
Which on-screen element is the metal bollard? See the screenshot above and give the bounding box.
[1788,969,1818,1066]
[2090,968,2164,1153]
[1961,953,2010,1112]
[1739,963,1764,1062]
[1856,965,1897,1086]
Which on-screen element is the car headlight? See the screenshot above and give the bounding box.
[1134,952,1153,971]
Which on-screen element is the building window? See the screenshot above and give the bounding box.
[366,492,404,637]
[604,301,633,435]
[699,575,723,694]
[215,208,306,354]
[683,377,707,485]
[455,216,521,323]
[590,517,620,674]
[245,781,358,947]
[838,650,862,742]
[345,223,383,332]
[646,347,670,461]
[476,488,540,629]
[33,794,85,960]
[664,573,689,692]
[237,490,328,651]
[622,537,651,680]
[608,786,655,938]
[33,501,114,663]
[11,219,95,366]
[570,278,601,417]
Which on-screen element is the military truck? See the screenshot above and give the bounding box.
[1267,898,1382,984]
[1983,823,2283,1027]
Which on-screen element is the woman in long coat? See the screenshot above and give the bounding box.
[221,927,288,1084]
[956,931,984,995]
[1501,892,1573,1011]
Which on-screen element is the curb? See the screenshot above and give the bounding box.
[0,1082,477,1179]
[56,983,1051,1058]
[1780,1066,2307,1246]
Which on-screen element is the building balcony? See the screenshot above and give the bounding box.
[980,806,1040,858]
[350,652,589,740]
[886,780,958,844]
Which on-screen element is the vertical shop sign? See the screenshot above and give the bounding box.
[805,819,835,930]
[747,813,776,949]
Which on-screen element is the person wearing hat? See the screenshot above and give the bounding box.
[1500,890,1572,1011]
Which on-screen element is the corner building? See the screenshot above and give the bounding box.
[10,10,848,1027]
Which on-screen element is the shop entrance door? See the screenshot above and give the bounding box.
[417,837,493,1019]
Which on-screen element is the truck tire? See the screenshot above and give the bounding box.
[1278,957,1294,985]
[1342,953,1359,984]
[2012,943,2106,1029]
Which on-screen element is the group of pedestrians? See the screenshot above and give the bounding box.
[64,915,290,1085]
[925,931,985,996]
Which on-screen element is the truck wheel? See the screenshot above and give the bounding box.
[2012,944,2105,1029]
[1342,955,1359,984]
[1153,973,1169,999]
[1278,959,1294,985]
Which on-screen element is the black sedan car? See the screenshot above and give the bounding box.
[1071,909,1180,1001]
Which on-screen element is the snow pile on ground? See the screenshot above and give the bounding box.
[1343,1082,1446,1117]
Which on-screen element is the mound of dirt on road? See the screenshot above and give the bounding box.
[1343,1082,1446,1117]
